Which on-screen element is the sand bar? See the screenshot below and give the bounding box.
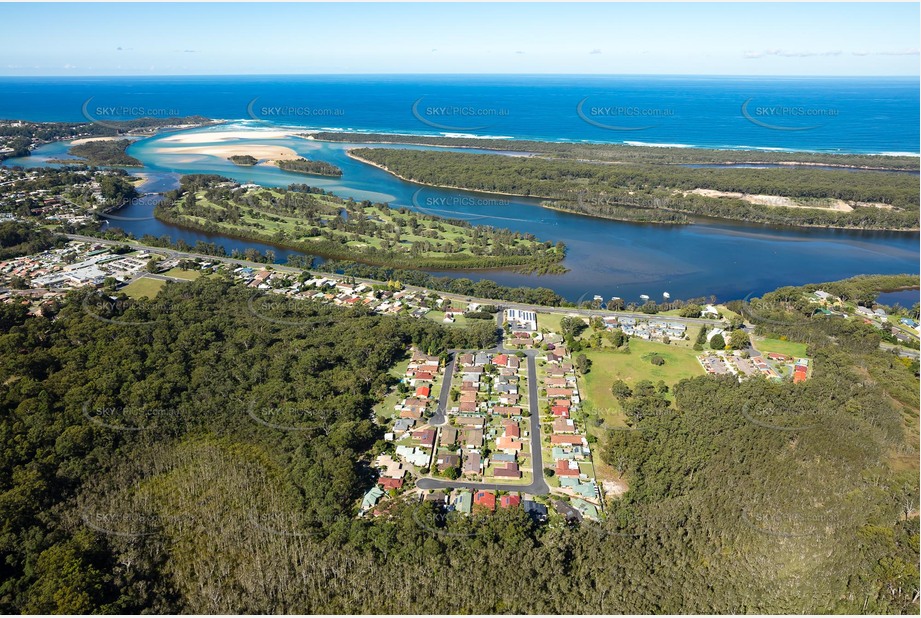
[157,144,301,161]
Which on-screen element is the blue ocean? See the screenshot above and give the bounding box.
[0,74,918,154]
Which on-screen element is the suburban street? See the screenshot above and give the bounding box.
[416,310,550,495]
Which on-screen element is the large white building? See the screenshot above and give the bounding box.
[506,308,537,331]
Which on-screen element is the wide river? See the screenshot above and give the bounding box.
[6,122,919,303]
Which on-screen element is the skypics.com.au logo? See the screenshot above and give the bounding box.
[411,97,509,131]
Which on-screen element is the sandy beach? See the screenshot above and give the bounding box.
[69,136,122,146]
[157,144,301,161]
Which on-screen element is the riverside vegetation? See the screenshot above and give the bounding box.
[153,175,567,272]
[348,148,919,230]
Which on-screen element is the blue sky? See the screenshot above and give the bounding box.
[2,3,918,76]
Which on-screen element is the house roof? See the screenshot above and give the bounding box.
[439,427,458,446]
[464,428,484,446]
[504,422,520,438]
[494,463,520,478]
[553,499,582,522]
[415,386,431,398]
[553,419,576,433]
[412,429,436,448]
[496,436,523,451]
[555,459,580,476]
[499,494,521,508]
[378,477,404,490]
[523,500,548,518]
[551,434,585,446]
[463,452,481,472]
[454,491,472,514]
[474,491,496,510]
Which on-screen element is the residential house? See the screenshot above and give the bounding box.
[464,428,484,448]
[499,494,521,509]
[523,500,548,520]
[463,452,482,475]
[439,426,458,447]
[551,434,586,446]
[555,459,580,477]
[496,436,523,452]
[494,463,520,479]
[473,490,496,511]
[553,418,577,433]
[362,486,385,511]
[437,453,460,472]
[453,490,472,514]
[378,477,404,491]
[412,429,436,449]
[553,499,582,523]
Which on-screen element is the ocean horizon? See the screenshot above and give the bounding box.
[1,74,918,155]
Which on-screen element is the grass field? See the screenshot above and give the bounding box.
[579,339,705,425]
[120,276,166,299]
[373,357,413,421]
[537,311,590,337]
[162,267,203,281]
[754,337,808,358]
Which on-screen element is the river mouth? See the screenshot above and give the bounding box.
[4,122,918,303]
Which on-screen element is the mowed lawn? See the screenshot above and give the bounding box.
[120,276,166,299]
[580,339,705,424]
[754,337,808,358]
[162,267,203,281]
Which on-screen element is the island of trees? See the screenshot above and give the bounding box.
[348,148,919,230]
[276,157,343,177]
[65,139,142,167]
[227,154,259,166]
[153,174,566,272]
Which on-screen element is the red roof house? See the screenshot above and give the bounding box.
[378,477,404,490]
[499,494,521,509]
[474,490,496,511]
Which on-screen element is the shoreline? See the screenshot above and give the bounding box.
[346,150,920,233]
[313,130,920,169]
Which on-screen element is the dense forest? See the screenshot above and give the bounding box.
[349,148,919,230]
[276,157,343,177]
[0,274,916,613]
[67,140,142,167]
[0,221,67,259]
[313,131,921,171]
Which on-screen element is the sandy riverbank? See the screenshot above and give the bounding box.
[69,136,122,146]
